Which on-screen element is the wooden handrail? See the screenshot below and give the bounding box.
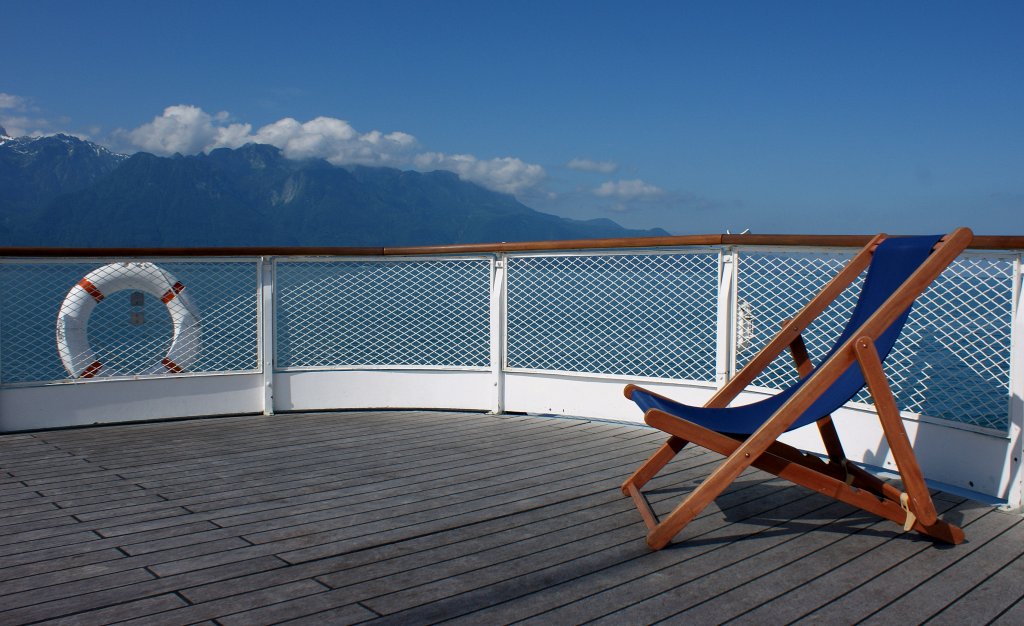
[0,246,385,258]
[383,234,723,255]
[1,233,1021,257]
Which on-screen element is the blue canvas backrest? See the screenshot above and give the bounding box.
[630,234,944,435]
[829,234,944,367]
[795,234,944,428]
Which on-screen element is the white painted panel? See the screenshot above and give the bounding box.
[275,370,495,413]
[0,374,264,431]
[780,409,1014,500]
[504,371,1014,502]
[503,371,718,423]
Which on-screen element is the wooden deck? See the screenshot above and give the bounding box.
[1,410,1022,625]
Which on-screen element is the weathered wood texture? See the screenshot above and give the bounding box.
[0,411,1020,625]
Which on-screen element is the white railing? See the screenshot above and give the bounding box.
[1,237,1022,508]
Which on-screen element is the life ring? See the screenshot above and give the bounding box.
[735,299,755,353]
[56,262,201,378]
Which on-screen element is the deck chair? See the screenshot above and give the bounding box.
[622,228,973,550]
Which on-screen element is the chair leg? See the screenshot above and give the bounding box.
[783,326,850,465]
[643,412,827,548]
[625,482,660,531]
[781,327,909,508]
[621,436,687,495]
[644,411,793,549]
[815,416,849,465]
[854,336,938,526]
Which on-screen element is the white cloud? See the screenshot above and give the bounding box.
[0,93,27,110]
[0,93,90,139]
[246,117,416,165]
[128,105,222,155]
[213,121,255,148]
[124,105,417,166]
[0,115,30,137]
[594,179,664,200]
[0,93,42,137]
[414,152,546,194]
[120,104,546,195]
[567,158,618,174]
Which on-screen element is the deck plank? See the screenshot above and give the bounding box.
[857,513,1024,625]
[790,508,1020,625]
[927,535,1024,624]
[0,410,1019,626]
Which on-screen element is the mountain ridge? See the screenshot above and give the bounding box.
[0,135,670,247]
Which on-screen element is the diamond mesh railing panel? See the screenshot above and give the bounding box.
[0,260,259,384]
[506,251,719,381]
[875,254,1014,431]
[735,251,862,391]
[275,258,490,368]
[736,250,1015,431]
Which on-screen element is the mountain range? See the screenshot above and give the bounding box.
[0,128,668,247]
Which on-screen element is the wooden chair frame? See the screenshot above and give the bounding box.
[622,228,973,550]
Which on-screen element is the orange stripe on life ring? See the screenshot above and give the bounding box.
[161,282,185,303]
[80,361,103,378]
[162,358,183,374]
[78,279,104,302]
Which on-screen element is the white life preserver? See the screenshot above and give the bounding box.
[736,298,756,353]
[56,262,201,378]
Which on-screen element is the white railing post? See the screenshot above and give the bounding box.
[715,247,737,387]
[1004,253,1024,510]
[489,254,507,414]
[260,257,275,415]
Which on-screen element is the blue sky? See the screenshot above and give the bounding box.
[3,1,1021,235]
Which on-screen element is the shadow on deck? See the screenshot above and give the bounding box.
[1,410,1022,625]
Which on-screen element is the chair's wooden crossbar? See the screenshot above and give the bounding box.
[644,410,964,545]
[625,482,660,531]
[786,328,847,465]
[622,228,972,549]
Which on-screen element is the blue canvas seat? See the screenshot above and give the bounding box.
[622,229,972,549]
